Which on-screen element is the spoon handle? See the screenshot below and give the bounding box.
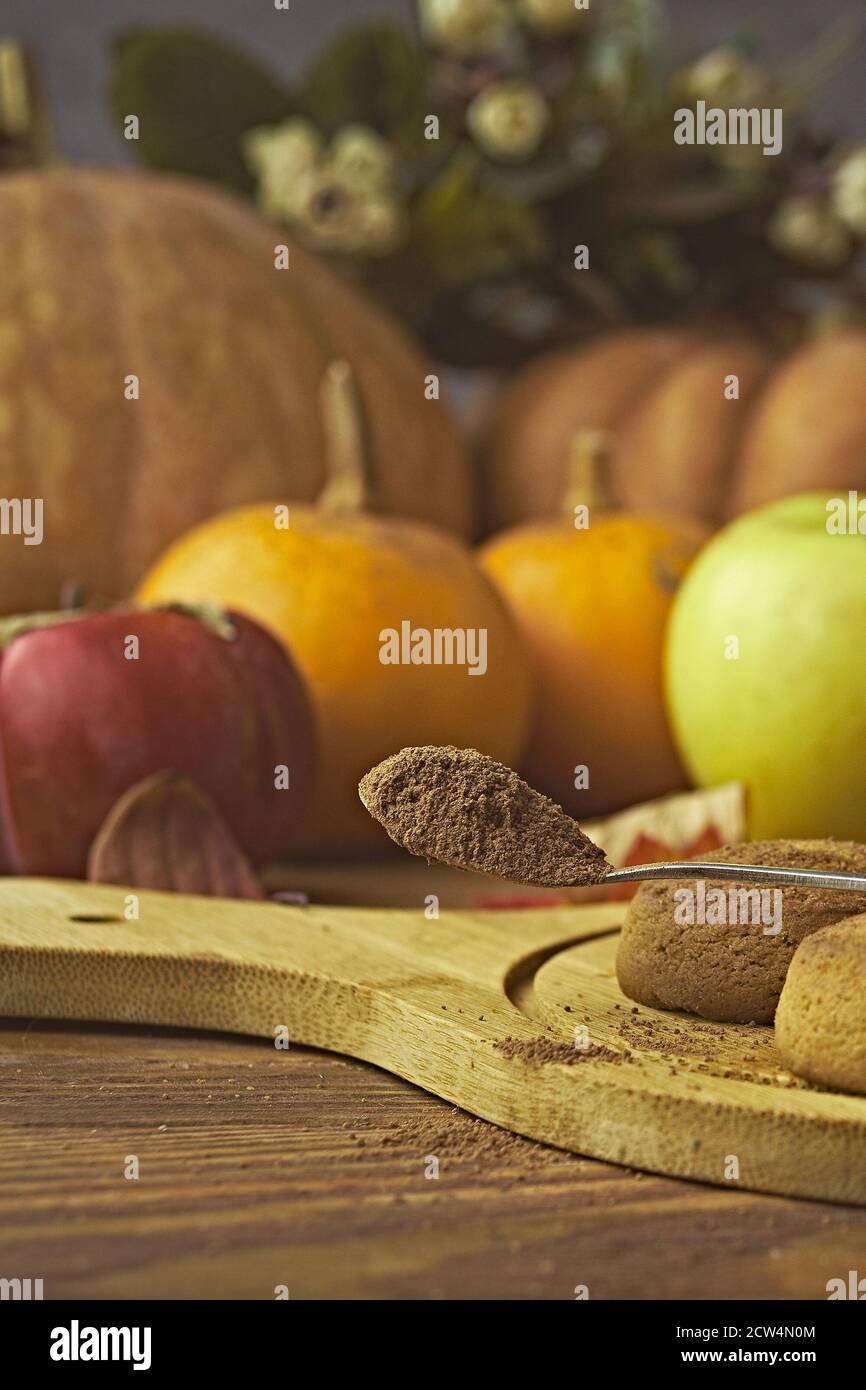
[603,861,866,893]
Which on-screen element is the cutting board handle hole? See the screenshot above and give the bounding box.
[68,913,122,924]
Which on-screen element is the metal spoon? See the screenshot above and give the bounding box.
[602,861,866,893]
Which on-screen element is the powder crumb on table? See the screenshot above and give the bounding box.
[377,1110,581,1171]
[494,1036,633,1065]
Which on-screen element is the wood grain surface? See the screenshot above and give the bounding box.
[2,1016,866,1300]
[4,871,866,1299]
[4,879,866,1205]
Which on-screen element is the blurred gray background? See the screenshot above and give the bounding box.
[2,0,864,162]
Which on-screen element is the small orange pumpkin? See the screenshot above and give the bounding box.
[479,435,708,818]
[137,364,532,854]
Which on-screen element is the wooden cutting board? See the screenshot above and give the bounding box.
[1,876,865,1206]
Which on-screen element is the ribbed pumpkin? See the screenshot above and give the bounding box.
[482,326,866,533]
[0,168,470,613]
[136,365,531,854]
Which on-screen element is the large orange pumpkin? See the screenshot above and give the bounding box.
[481,326,866,533]
[0,168,470,613]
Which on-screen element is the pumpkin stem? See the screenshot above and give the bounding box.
[318,360,373,515]
[562,429,615,520]
[0,42,56,170]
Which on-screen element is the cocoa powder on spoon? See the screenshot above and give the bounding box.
[359,745,611,887]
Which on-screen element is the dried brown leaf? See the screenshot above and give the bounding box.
[87,771,264,899]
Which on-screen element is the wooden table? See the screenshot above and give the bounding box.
[3,1015,866,1300]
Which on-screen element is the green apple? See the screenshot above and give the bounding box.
[665,491,866,839]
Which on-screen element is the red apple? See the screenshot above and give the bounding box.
[0,605,316,876]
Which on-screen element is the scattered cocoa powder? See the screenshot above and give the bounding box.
[495,1036,632,1065]
[378,1110,578,1170]
[359,746,611,887]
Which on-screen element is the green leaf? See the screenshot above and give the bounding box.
[410,149,546,290]
[481,132,610,205]
[615,169,766,224]
[585,0,668,121]
[777,11,866,115]
[298,23,431,151]
[719,27,762,58]
[109,27,293,192]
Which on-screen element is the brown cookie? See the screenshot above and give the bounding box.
[776,916,866,1094]
[615,840,866,1024]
